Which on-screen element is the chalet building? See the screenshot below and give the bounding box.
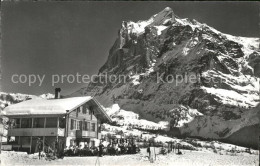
[2,88,112,154]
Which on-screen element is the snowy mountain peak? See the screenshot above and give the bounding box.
[71,8,260,148]
[119,7,175,38]
[149,7,175,26]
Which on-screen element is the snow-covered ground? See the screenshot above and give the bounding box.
[0,148,258,166]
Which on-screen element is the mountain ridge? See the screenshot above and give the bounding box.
[68,7,260,148]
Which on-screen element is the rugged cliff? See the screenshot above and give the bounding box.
[70,7,260,148]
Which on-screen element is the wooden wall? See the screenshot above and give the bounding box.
[67,102,98,138]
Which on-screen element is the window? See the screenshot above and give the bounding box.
[21,118,32,128]
[70,119,81,130]
[8,136,19,144]
[83,121,89,131]
[59,117,65,128]
[91,123,95,132]
[33,118,45,128]
[11,118,20,128]
[76,121,80,130]
[45,117,57,128]
[15,118,21,128]
[83,122,89,131]
[20,136,31,146]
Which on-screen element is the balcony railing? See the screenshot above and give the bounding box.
[76,130,97,138]
[7,128,65,137]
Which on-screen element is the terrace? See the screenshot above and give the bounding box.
[7,117,65,137]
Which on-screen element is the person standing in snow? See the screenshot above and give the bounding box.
[53,138,59,158]
[78,144,84,156]
[147,143,151,159]
[36,137,43,159]
[149,142,156,163]
[98,142,104,157]
[132,143,136,154]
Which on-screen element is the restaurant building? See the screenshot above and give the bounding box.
[3,89,111,153]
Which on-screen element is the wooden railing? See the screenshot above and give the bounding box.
[76,130,96,138]
[7,128,65,137]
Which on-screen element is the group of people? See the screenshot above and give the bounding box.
[146,142,183,163]
[64,144,99,156]
[64,141,140,157]
[106,142,140,155]
[36,137,141,159]
[36,138,63,160]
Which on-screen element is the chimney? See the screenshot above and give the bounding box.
[55,88,61,99]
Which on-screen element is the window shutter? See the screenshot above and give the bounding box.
[83,105,86,114]
[79,121,82,130]
[90,106,93,120]
[76,108,79,117]
[70,119,74,130]
[80,106,83,113]
[87,122,90,130]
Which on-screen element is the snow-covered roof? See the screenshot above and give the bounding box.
[3,96,92,116]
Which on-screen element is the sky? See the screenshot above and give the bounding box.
[1,1,259,96]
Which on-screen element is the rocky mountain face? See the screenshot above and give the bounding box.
[70,7,260,148]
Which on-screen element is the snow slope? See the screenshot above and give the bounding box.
[105,104,168,130]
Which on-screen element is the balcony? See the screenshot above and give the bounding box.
[7,128,65,137]
[76,130,97,138]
